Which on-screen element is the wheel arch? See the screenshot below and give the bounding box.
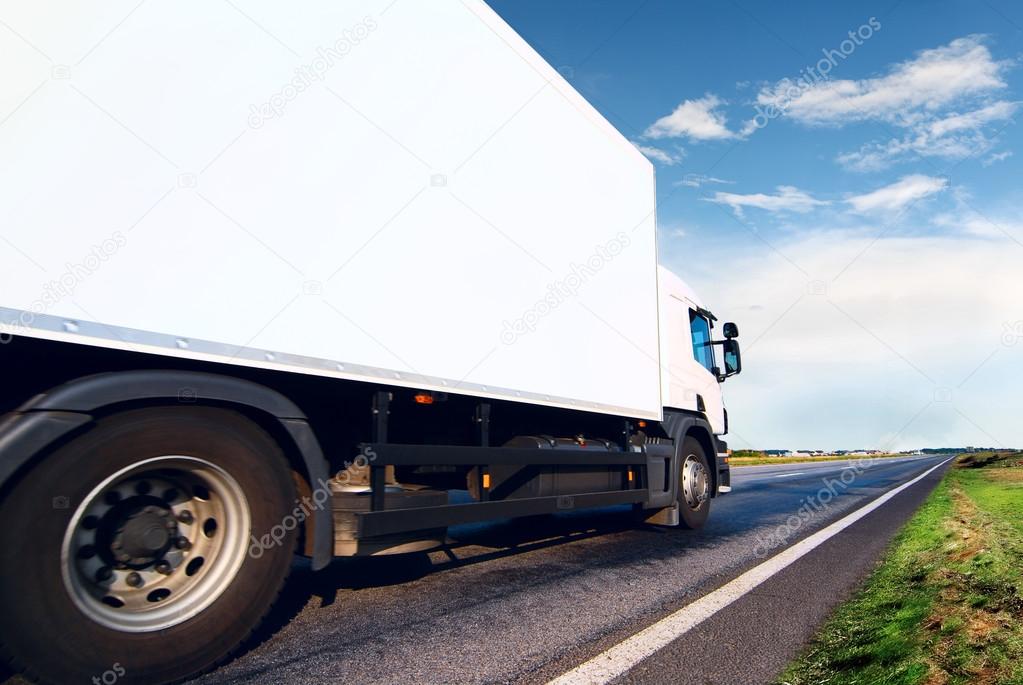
[0,370,333,570]
[660,409,720,498]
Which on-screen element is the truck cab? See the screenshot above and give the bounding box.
[658,265,742,436]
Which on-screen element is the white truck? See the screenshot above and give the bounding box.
[0,2,742,682]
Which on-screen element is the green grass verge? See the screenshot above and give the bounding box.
[775,453,1023,685]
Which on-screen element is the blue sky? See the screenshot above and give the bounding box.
[490,0,1023,451]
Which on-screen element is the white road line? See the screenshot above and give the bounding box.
[773,471,806,478]
[547,457,955,685]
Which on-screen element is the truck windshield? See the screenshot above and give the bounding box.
[689,310,715,372]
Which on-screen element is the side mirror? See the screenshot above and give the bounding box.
[722,339,741,377]
[723,322,739,339]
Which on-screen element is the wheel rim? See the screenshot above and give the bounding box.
[61,455,251,632]
[681,454,709,510]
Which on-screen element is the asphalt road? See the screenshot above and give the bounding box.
[0,455,950,685]
[200,454,949,684]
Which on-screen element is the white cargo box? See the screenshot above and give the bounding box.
[0,0,660,418]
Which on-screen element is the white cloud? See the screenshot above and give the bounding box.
[706,185,828,217]
[931,189,1023,238]
[837,100,1018,171]
[926,100,1018,137]
[757,36,1008,125]
[845,174,948,214]
[633,143,684,166]
[675,173,733,188]
[753,36,1017,170]
[738,118,763,138]
[678,230,1023,450]
[932,212,1016,238]
[835,146,899,173]
[644,94,742,141]
[661,226,688,238]
[982,150,1013,167]
[836,135,973,172]
[705,175,949,219]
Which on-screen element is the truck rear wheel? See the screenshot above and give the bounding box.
[0,407,298,685]
[677,436,711,529]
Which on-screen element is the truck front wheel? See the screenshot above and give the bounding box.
[677,436,711,529]
[0,407,298,685]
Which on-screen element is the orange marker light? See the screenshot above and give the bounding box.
[637,420,647,428]
[482,473,491,489]
[413,393,434,405]
[627,468,634,482]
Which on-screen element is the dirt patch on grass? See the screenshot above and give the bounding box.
[943,493,987,561]
[985,469,1023,483]
[956,451,1023,470]
[966,613,1001,641]
[923,664,951,685]
[924,485,1022,684]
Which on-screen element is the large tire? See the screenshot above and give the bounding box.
[0,407,299,685]
[677,436,712,529]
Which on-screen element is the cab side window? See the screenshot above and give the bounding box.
[689,310,715,373]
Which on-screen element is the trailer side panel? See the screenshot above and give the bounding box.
[0,0,660,417]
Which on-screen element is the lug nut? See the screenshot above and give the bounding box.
[155,561,172,575]
[126,572,143,588]
[95,566,113,582]
[174,536,191,550]
[177,510,194,525]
